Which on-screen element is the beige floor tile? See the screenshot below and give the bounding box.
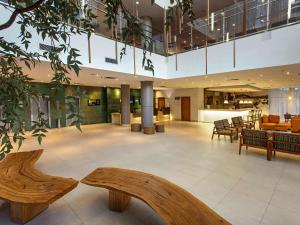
[2,121,300,225]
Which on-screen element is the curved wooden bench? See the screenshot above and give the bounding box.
[0,150,78,224]
[81,168,231,225]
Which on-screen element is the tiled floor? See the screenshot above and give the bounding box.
[1,121,300,225]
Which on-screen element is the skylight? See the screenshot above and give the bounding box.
[154,0,176,9]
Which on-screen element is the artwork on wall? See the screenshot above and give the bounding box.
[88,99,101,106]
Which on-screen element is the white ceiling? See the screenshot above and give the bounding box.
[23,60,300,91]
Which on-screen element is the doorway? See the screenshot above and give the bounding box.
[181,97,191,121]
[158,97,165,110]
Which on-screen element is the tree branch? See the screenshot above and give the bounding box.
[0,0,46,31]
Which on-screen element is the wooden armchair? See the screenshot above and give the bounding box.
[232,116,254,130]
[212,120,238,143]
[239,129,270,160]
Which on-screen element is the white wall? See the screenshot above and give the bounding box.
[269,88,300,119]
[166,24,300,78]
[166,88,204,121]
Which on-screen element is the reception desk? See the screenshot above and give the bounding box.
[198,109,251,123]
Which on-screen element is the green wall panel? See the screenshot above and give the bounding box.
[25,84,149,129]
[106,87,121,123]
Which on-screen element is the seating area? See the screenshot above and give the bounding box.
[239,129,300,160]
[212,116,255,143]
[259,115,291,131]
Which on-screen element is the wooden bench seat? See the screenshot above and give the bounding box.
[81,167,231,225]
[0,150,78,224]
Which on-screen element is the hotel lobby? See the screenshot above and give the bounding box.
[1,0,300,225]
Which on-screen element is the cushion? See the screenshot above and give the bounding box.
[276,123,291,128]
[273,133,300,153]
[262,115,269,123]
[261,123,277,129]
[269,115,280,123]
[242,129,268,147]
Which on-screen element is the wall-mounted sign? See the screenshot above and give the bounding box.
[175,96,181,100]
[88,99,100,106]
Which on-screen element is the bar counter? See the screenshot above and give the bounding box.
[198,109,252,123]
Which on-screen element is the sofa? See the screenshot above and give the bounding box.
[259,115,291,131]
[291,117,300,133]
[239,129,300,161]
[268,132,300,160]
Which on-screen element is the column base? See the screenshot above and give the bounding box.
[144,127,155,135]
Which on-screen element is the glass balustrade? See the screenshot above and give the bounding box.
[1,0,299,56]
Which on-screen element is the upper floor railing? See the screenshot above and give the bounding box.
[1,0,300,56]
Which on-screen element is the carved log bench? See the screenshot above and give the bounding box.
[81,167,231,225]
[0,150,78,224]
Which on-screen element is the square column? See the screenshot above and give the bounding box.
[121,85,130,126]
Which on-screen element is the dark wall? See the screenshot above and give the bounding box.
[106,87,121,123]
[27,84,122,128]
[24,84,155,129]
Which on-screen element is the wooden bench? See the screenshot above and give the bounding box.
[155,123,165,133]
[81,167,231,225]
[0,150,78,224]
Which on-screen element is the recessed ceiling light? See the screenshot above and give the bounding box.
[136,1,139,4]
[286,71,290,75]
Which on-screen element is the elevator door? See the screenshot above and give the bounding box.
[30,96,51,127]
